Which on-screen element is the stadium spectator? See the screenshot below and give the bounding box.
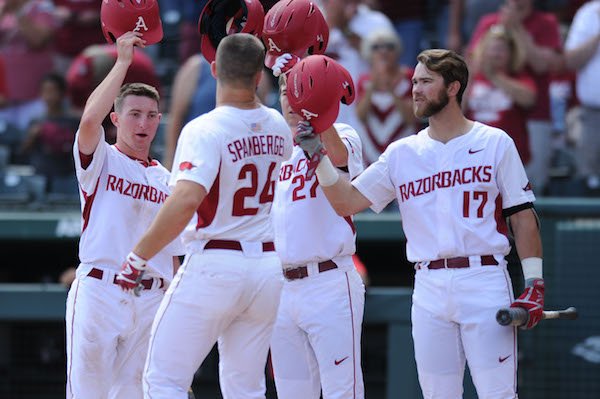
[320,0,394,138]
[0,0,59,131]
[52,0,105,72]
[467,0,563,195]
[356,28,418,166]
[447,0,504,53]
[564,0,600,195]
[371,0,427,66]
[464,24,536,165]
[19,73,78,190]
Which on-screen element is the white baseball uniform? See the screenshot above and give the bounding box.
[270,123,366,399]
[352,121,536,398]
[143,105,293,399]
[65,128,184,399]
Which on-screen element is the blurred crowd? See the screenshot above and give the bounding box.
[0,0,598,209]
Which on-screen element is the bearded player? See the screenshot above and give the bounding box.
[294,49,545,398]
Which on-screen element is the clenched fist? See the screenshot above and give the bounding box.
[115,252,148,296]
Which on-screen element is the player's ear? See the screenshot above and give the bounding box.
[447,80,461,98]
[210,61,217,78]
[110,111,119,127]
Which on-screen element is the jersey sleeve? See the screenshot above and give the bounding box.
[73,127,108,195]
[496,134,536,209]
[170,120,221,191]
[334,123,364,179]
[351,149,397,213]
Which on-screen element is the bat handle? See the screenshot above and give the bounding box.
[496,307,529,326]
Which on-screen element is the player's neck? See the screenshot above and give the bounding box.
[427,104,473,144]
[217,86,261,110]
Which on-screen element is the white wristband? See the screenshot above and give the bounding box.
[521,257,543,281]
[315,155,339,187]
[127,251,148,271]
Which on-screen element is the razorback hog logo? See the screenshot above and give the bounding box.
[267,38,282,53]
[301,109,318,120]
[179,161,196,171]
[133,16,149,33]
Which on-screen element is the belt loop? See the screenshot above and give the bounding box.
[444,258,448,268]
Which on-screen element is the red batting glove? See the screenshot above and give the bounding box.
[511,278,545,329]
[115,252,147,296]
[272,53,301,77]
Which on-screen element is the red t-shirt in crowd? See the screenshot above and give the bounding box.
[468,10,562,121]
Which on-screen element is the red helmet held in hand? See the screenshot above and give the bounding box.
[262,0,329,69]
[100,0,164,45]
[198,0,265,63]
[286,55,355,134]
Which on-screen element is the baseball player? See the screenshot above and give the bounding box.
[64,30,184,399]
[270,63,366,398]
[295,49,545,398]
[115,33,293,399]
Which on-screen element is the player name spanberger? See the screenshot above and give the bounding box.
[399,165,492,202]
[106,174,168,204]
[227,134,287,162]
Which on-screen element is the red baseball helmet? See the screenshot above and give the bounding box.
[198,0,265,63]
[262,0,329,69]
[286,55,355,134]
[100,0,164,45]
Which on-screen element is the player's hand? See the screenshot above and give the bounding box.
[272,53,301,77]
[511,278,545,329]
[294,120,326,179]
[115,252,148,296]
[116,31,146,64]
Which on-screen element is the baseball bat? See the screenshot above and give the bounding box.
[496,306,578,327]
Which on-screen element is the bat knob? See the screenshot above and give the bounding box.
[496,309,512,326]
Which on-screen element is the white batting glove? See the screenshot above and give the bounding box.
[272,53,301,77]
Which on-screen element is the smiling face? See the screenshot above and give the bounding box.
[111,94,161,158]
[279,75,302,130]
[411,63,450,119]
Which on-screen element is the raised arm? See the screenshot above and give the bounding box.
[77,32,145,155]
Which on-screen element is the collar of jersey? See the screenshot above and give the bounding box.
[114,145,158,167]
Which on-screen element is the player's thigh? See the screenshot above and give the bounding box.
[303,270,365,398]
[66,278,123,397]
[412,302,465,398]
[112,290,164,393]
[457,268,517,398]
[145,255,245,392]
[270,295,320,399]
